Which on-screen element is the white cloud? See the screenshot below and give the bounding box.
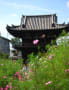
[0,24,12,39]
[67,1,69,8]
[0,1,56,13]
[0,24,7,37]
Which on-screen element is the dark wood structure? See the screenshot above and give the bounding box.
[6,14,69,64]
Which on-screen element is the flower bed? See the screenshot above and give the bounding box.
[0,42,69,89]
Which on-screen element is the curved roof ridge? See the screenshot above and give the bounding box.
[22,13,56,17]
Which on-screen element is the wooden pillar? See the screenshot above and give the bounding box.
[22,38,27,65]
[22,49,27,65]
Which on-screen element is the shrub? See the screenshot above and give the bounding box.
[0,52,8,59]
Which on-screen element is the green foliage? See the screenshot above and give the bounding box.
[27,40,69,90]
[0,59,23,88]
[0,32,69,89]
[11,37,22,47]
[0,52,8,59]
[60,30,67,36]
[45,44,50,50]
[51,40,56,45]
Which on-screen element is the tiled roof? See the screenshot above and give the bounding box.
[20,14,57,30]
[7,14,67,31]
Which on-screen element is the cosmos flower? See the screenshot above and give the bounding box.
[41,34,46,38]
[16,72,19,75]
[33,39,39,45]
[0,87,3,90]
[48,55,54,60]
[2,76,7,79]
[45,81,52,85]
[6,85,9,88]
[65,69,69,72]
[4,87,8,90]
[29,69,33,72]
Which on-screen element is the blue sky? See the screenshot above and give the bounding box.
[0,0,69,39]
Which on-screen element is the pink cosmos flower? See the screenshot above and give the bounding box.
[45,81,52,85]
[65,69,69,72]
[3,76,7,79]
[5,87,8,90]
[48,56,53,59]
[16,72,19,75]
[19,77,22,80]
[50,55,54,57]
[14,74,16,76]
[25,72,28,75]
[0,87,3,90]
[48,55,54,60]
[18,75,22,78]
[18,75,22,80]
[41,34,46,38]
[33,39,39,45]
[6,85,9,88]
[29,69,33,72]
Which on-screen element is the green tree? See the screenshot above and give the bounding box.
[11,37,22,47]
